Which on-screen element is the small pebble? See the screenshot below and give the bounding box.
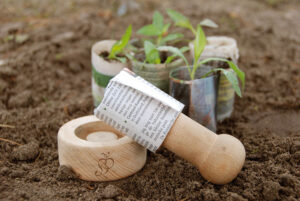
[102,185,121,199]
[15,34,29,44]
[51,32,75,43]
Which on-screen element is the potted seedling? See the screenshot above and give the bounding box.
[149,11,245,131]
[190,36,239,121]
[129,11,188,92]
[91,25,132,106]
[167,10,242,122]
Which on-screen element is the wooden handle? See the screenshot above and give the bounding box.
[163,113,245,184]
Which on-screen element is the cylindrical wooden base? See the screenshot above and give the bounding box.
[58,115,147,181]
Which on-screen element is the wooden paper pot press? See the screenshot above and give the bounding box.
[58,115,147,181]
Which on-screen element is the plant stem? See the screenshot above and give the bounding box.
[156,35,162,46]
[189,25,196,35]
[201,70,214,79]
[190,62,198,80]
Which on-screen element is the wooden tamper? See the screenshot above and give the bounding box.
[162,113,245,184]
[58,115,147,181]
[92,69,245,184]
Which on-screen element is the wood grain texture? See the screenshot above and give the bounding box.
[58,115,147,181]
[163,113,245,184]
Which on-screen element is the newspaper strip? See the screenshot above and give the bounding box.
[94,69,184,152]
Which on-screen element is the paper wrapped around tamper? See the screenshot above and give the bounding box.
[94,69,246,184]
[94,69,184,152]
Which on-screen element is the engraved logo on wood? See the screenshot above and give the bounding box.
[95,152,114,177]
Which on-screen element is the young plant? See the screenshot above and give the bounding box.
[133,11,188,65]
[143,40,189,64]
[137,11,184,46]
[160,10,245,97]
[106,24,132,63]
[167,9,218,35]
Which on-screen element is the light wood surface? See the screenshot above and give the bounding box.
[58,113,245,184]
[58,115,147,181]
[86,131,118,142]
[163,113,245,184]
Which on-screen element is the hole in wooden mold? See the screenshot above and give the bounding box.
[75,121,122,141]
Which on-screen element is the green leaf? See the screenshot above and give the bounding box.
[167,9,195,34]
[199,18,218,28]
[214,68,242,97]
[125,53,136,61]
[227,60,245,89]
[165,46,189,64]
[193,25,206,63]
[199,57,245,89]
[137,24,160,36]
[153,11,164,30]
[144,41,161,64]
[167,9,189,25]
[160,33,183,45]
[114,57,127,63]
[190,26,206,80]
[165,56,173,64]
[109,25,132,59]
[180,46,190,53]
[157,46,189,67]
[162,23,171,34]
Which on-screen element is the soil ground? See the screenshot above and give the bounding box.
[0,0,300,200]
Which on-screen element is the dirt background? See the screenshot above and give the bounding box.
[0,0,300,200]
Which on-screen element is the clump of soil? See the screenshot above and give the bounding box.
[56,165,78,181]
[99,51,110,59]
[0,0,300,200]
[11,141,39,161]
[99,50,126,62]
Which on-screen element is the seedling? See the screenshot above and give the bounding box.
[104,24,132,63]
[163,10,245,97]
[142,40,188,64]
[167,9,218,35]
[137,11,184,46]
[131,11,188,65]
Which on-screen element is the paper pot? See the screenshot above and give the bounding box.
[131,58,184,93]
[189,36,239,121]
[169,66,219,132]
[91,40,127,107]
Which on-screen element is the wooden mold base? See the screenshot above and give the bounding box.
[57,115,147,181]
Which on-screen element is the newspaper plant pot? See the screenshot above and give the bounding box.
[91,40,126,107]
[169,66,219,132]
[189,36,239,121]
[131,58,184,93]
